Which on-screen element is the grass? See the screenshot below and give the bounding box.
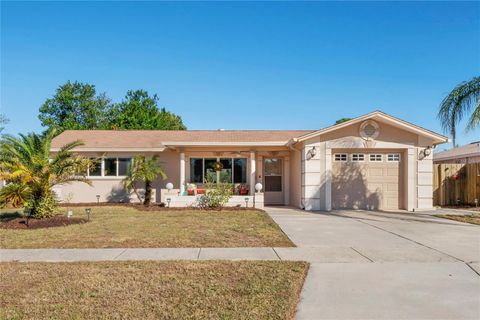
[0,206,294,248]
[0,260,308,320]
[435,214,480,225]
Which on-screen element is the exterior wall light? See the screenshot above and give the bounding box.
[419,146,432,160]
[166,182,174,191]
[423,146,432,156]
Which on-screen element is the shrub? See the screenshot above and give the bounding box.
[197,182,233,209]
[0,183,30,208]
[24,191,58,219]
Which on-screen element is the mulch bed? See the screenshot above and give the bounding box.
[0,215,88,230]
[59,203,265,212]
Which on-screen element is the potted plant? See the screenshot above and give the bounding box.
[238,184,249,196]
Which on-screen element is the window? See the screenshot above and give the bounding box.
[264,158,282,192]
[387,153,401,162]
[219,158,232,183]
[233,158,247,183]
[189,157,248,184]
[351,154,365,162]
[204,158,217,183]
[190,158,203,183]
[104,158,117,176]
[334,154,347,162]
[88,158,102,176]
[118,158,131,176]
[87,157,132,177]
[369,154,383,162]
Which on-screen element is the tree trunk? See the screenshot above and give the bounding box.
[144,180,152,206]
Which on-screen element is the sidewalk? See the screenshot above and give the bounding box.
[0,246,373,263]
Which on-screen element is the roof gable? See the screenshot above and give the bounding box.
[293,111,448,145]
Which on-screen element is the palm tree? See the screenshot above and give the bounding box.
[438,76,480,148]
[0,130,92,218]
[123,155,167,205]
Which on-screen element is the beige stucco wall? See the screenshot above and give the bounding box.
[53,119,440,211]
[289,148,302,208]
[56,151,179,203]
[300,119,438,211]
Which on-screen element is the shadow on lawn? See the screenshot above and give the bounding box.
[0,211,23,222]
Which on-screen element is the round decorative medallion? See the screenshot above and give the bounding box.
[359,120,380,140]
[213,161,224,171]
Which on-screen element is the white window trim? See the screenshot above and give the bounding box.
[87,157,131,179]
[387,153,401,162]
[334,154,348,162]
[351,154,365,162]
[369,154,383,162]
[189,157,248,184]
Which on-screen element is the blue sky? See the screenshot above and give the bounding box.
[1,1,479,148]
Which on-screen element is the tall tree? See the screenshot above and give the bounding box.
[39,81,111,132]
[438,76,480,148]
[335,118,353,125]
[109,90,186,130]
[0,130,92,218]
[0,114,8,133]
[123,155,167,205]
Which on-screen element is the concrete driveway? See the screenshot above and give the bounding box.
[265,207,480,320]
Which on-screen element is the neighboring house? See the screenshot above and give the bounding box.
[433,141,480,164]
[51,111,447,211]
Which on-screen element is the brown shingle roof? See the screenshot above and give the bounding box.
[433,141,480,161]
[51,130,314,149]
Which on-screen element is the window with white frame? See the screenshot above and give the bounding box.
[189,158,247,184]
[334,154,348,162]
[88,158,132,177]
[369,154,383,162]
[88,158,102,176]
[351,154,365,162]
[387,153,401,162]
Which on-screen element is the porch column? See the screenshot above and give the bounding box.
[250,151,256,195]
[325,147,332,211]
[180,152,185,195]
[407,148,415,211]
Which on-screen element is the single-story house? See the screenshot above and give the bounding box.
[51,111,447,211]
[433,141,480,164]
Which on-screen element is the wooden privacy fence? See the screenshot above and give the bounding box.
[433,163,480,206]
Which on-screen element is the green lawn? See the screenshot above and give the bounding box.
[0,206,294,248]
[0,261,308,320]
[435,214,480,225]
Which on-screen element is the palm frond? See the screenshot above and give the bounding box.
[438,76,480,145]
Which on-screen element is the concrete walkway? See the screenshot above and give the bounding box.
[0,247,300,262]
[0,246,377,263]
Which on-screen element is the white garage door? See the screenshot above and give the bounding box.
[331,152,402,210]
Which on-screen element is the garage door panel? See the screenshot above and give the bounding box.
[386,168,399,176]
[368,168,384,176]
[332,151,402,210]
[386,183,398,192]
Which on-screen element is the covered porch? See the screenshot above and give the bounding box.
[160,144,295,208]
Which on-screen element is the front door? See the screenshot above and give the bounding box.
[263,158,284,205]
